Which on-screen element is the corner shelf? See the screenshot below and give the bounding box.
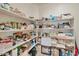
[0,36,37,55]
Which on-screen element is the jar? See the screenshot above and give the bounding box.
[3,3,10,10]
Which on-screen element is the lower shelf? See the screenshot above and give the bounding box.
[0,36,36,55]
[38,43,74,51]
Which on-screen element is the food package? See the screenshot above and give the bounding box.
[52,48,59,56]
[41,47,51,54]
[1,37,13,49]
[26,24,34,30]
[58,33,66,36]
[51,39,57,44]
[21,26,27,30]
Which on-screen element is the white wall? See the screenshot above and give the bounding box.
[38,4,79,18]
[10,3,39,19]
[38,3,79,48]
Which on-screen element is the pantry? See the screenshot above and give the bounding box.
[0,3,77,56]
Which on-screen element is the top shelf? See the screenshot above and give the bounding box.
[52,18,74,22]
[36,18,74,25]
[48,17,74,22]
[0,7,34,22]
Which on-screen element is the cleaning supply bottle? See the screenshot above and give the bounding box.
[75,41,78,56]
